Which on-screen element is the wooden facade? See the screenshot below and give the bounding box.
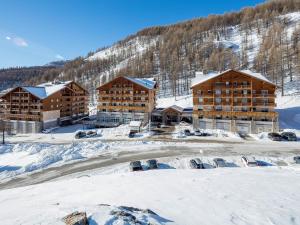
[97,76,157,114]
[192,70,277,120]
[0,81,88,127]
[191,70,278,132]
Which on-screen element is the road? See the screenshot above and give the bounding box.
[0,140,299,190]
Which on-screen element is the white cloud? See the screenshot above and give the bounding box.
[13,37,28,47]
[55,54,64,60]
[5,36,28,47]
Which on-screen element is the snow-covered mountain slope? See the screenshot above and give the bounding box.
[87,36,158,61]
[0,167,299,225]
[82,11,300,98]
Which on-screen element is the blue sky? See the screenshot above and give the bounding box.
[0,0,265,68]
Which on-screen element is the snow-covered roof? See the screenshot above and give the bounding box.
[22,81,72,99]
[156,94,193,109]
[191,69,275,87]
[125,77,156,90]
[129,121,142,127]
[163,105,184,113]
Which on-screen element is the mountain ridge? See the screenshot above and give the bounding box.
[1,0,300,100]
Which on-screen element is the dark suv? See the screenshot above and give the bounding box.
[190,158,204,169]
[130,161,143,171]
[281,132,297,141]
[146,159,158,169]
[268,132,282,141]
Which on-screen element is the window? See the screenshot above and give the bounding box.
[215,89,221,95]
[226,98,230,103]
[198,106,203,111]
[253,90,256,94]
[215,105,222,111]
[225,81,230,86]
[243,90,247,95]
[225,89,230,95]
[242,98,247,104]
[198,97,203,103]
[208,90,212,94]
[233,82,238,87]
[215,98,221,103]
[261,90,268,95]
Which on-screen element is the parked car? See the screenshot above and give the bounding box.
[176,131,186,138]
[130,161,143,171]
[241,156,258,167]
[268,132,282,141]
[184,129,193,136]
[213,158,227,168]
[146,159,158,169]
[189,158,204,169]
[281,132,297,141]
[194,129,202,136]
[75,131,86,139]
[293,156,300,164]
[194,130,210,137]
[128,131,135,138]
[86,130,97,137]
[194,158,204,169]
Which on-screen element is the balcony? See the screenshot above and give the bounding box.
[253,94,276,98]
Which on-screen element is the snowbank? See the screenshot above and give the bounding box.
[0,168,300,225]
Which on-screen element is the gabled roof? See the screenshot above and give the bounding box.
[124,77,156,90]
[162,105,184,113]
[191,69,275,88]
[0,81,76,100]
[22,81,73,99]
[98,76,156,90]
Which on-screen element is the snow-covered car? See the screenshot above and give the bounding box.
[293,156,300,164]
[213,158,227,168]
[184,129,193,136]
[176,131,186,138]
[268,132,282,141]
[86,130,98,138]
[130,161,143,171]
[194,130,210,137]
[128,132,135,138]
[75,131,87,139]
[146,159,158,169]
[194,130,202,136]
[281,132,297,141]
[190,159,204,169]
[241,156,258,167]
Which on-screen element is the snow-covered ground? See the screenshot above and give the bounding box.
[0,166,300,225]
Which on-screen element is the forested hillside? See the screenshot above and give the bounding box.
[1,0,300,99]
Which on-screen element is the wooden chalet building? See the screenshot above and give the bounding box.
[191,69,278,133]
[0,81,88,133]
[96,76,157,126]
